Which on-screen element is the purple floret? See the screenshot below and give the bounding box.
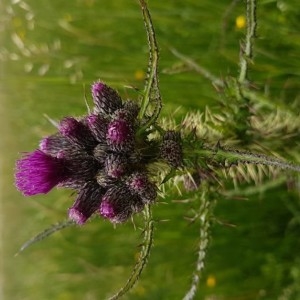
[15,150,68,196]
[99,200,115,219]
[91,81,105,96]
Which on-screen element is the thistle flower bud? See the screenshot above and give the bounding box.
[160,130,183,168]
[113,101,140,122]
[39,134,72,158]
[123,100,140,119]
[99,185,135,223]
[91,81,122,115]
[106,119,134,152]
[85,114,108,142]
[68,181,104,225]
[127,172,157,204]
[15,150,68,196]
[59,117,96,150]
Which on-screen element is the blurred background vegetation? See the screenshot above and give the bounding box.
[1,0,300,299]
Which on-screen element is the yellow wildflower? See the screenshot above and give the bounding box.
[206,275,216,288]
[236,15,246,29]
[134,69,145,81]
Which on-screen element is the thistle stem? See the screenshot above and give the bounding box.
[238,0,257,83]
[188,145,300,173]
[138,0,162,128]
[109,205,154,300]
[171,48,224,88]
[183,188,213,300]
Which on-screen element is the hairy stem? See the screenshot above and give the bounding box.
[183,188,213,300]
[171,48,224,88]
[171,48,297,115]
[109,205,154,300]
[238,0,257,83]
[188,145,300,173]
[138,0,162,128]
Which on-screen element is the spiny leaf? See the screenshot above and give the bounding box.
[16,219,75,256]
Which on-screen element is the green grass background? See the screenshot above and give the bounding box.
[1,0,300,299]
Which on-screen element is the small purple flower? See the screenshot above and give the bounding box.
[68,181,103,225]
[91,81,105,95]
[15,150,68,196]
[91,81,122,115]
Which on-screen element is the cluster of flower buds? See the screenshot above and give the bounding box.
[15,81,158,225]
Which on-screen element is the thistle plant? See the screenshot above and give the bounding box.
[14,0,300,299]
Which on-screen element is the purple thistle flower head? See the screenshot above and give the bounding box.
[68,181,103,225]
[15,80,159,227]
[106,119,134,151]
[91,81,122,115]
[15,150,68,196]
[96,170,116,188]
